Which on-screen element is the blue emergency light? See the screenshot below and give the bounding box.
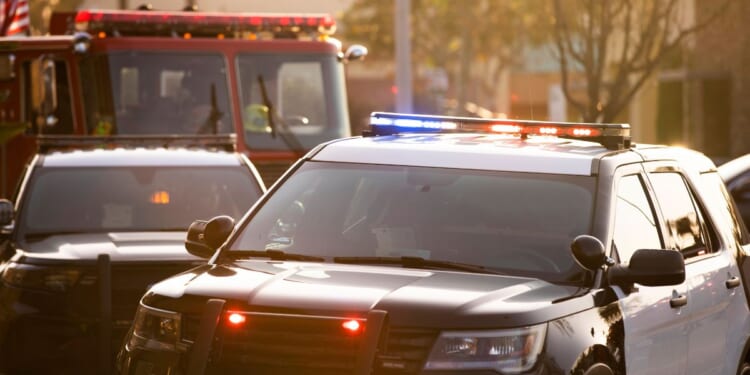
[364,112,631,150]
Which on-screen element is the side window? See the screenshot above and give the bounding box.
[699,171,749,245]
[612,174,662,262]
[649,172,714,259]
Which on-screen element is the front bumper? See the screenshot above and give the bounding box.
[0,283,121,373]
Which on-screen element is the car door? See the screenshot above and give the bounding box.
[650,167,750,374]
[609,165,689,375]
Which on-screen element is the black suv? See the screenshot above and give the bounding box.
[0,136,265,373]
[119,114,750,374]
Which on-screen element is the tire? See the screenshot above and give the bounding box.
[738,361,750,375]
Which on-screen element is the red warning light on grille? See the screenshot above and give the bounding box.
[227,313,246,326]
[342,319,361,333]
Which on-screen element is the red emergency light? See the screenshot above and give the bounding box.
[341,319,362,334]
[226,312,247,326]
[73,9,336,39]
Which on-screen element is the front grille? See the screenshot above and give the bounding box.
[376,328,437,374]
[190,308,437,375]
[208,312,361,375]
[254,161,294,188]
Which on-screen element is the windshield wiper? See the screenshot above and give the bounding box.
[197,83,224,135]
[257,75,305,153]
[229,249,325,262]
[333,256,504,275]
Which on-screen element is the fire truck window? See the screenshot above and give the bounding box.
[120,68,139,108]
[81,52,232,135]
[237,53,349,151]
[278,62,327,127]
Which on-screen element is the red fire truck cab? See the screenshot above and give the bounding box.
[0,8,367,195]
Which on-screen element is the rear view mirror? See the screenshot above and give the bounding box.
[343,44,368,63]
[185,215,235,258]
[608,249,685,287]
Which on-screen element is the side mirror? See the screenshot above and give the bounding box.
[0,199,13,226]
[72,32,92,55]
[608,249,685,287]
[185,215,235,258]
[730,176,750,201]
[343,44,368,63]
[570,235,608,271]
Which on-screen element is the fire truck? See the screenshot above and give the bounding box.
[0,7,367,196]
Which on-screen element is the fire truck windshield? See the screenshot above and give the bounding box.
[79,51,234,136]
[237,52,349,151]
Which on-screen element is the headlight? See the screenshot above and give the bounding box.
[129,304,182,351]
[1,262,81,292]
[424,324,547,374]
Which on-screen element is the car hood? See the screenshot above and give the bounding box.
[16,232,203,262]
[145,261,593,328]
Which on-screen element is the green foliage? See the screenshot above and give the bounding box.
[342,0,546,67]
[341,0,549,114]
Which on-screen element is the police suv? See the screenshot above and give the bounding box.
[0,135,265,374]
[119,113,750,374]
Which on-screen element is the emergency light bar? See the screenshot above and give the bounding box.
[365,112,631,150]
[73,9,336,38]
[37,134,237,153]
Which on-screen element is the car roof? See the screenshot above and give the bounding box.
[39,147,244,168]
[311,134,622,175]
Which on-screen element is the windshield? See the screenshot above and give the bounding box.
[79,51,233,136]
[230,162,596,283]
[236,53,350,151]
[18,166,260,242]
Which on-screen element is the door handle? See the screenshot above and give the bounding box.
[670,293,688,308]
[726,276,741,289]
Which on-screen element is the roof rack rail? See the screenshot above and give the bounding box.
[364,112,632,150]
[36,134,237,153]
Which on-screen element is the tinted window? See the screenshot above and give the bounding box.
[612,175,662,262]
[19,166,260,243]
[649,172,712,258]
[231,161,596,283]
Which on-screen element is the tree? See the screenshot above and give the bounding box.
[550,0,728,123]
[341,0,542,115]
